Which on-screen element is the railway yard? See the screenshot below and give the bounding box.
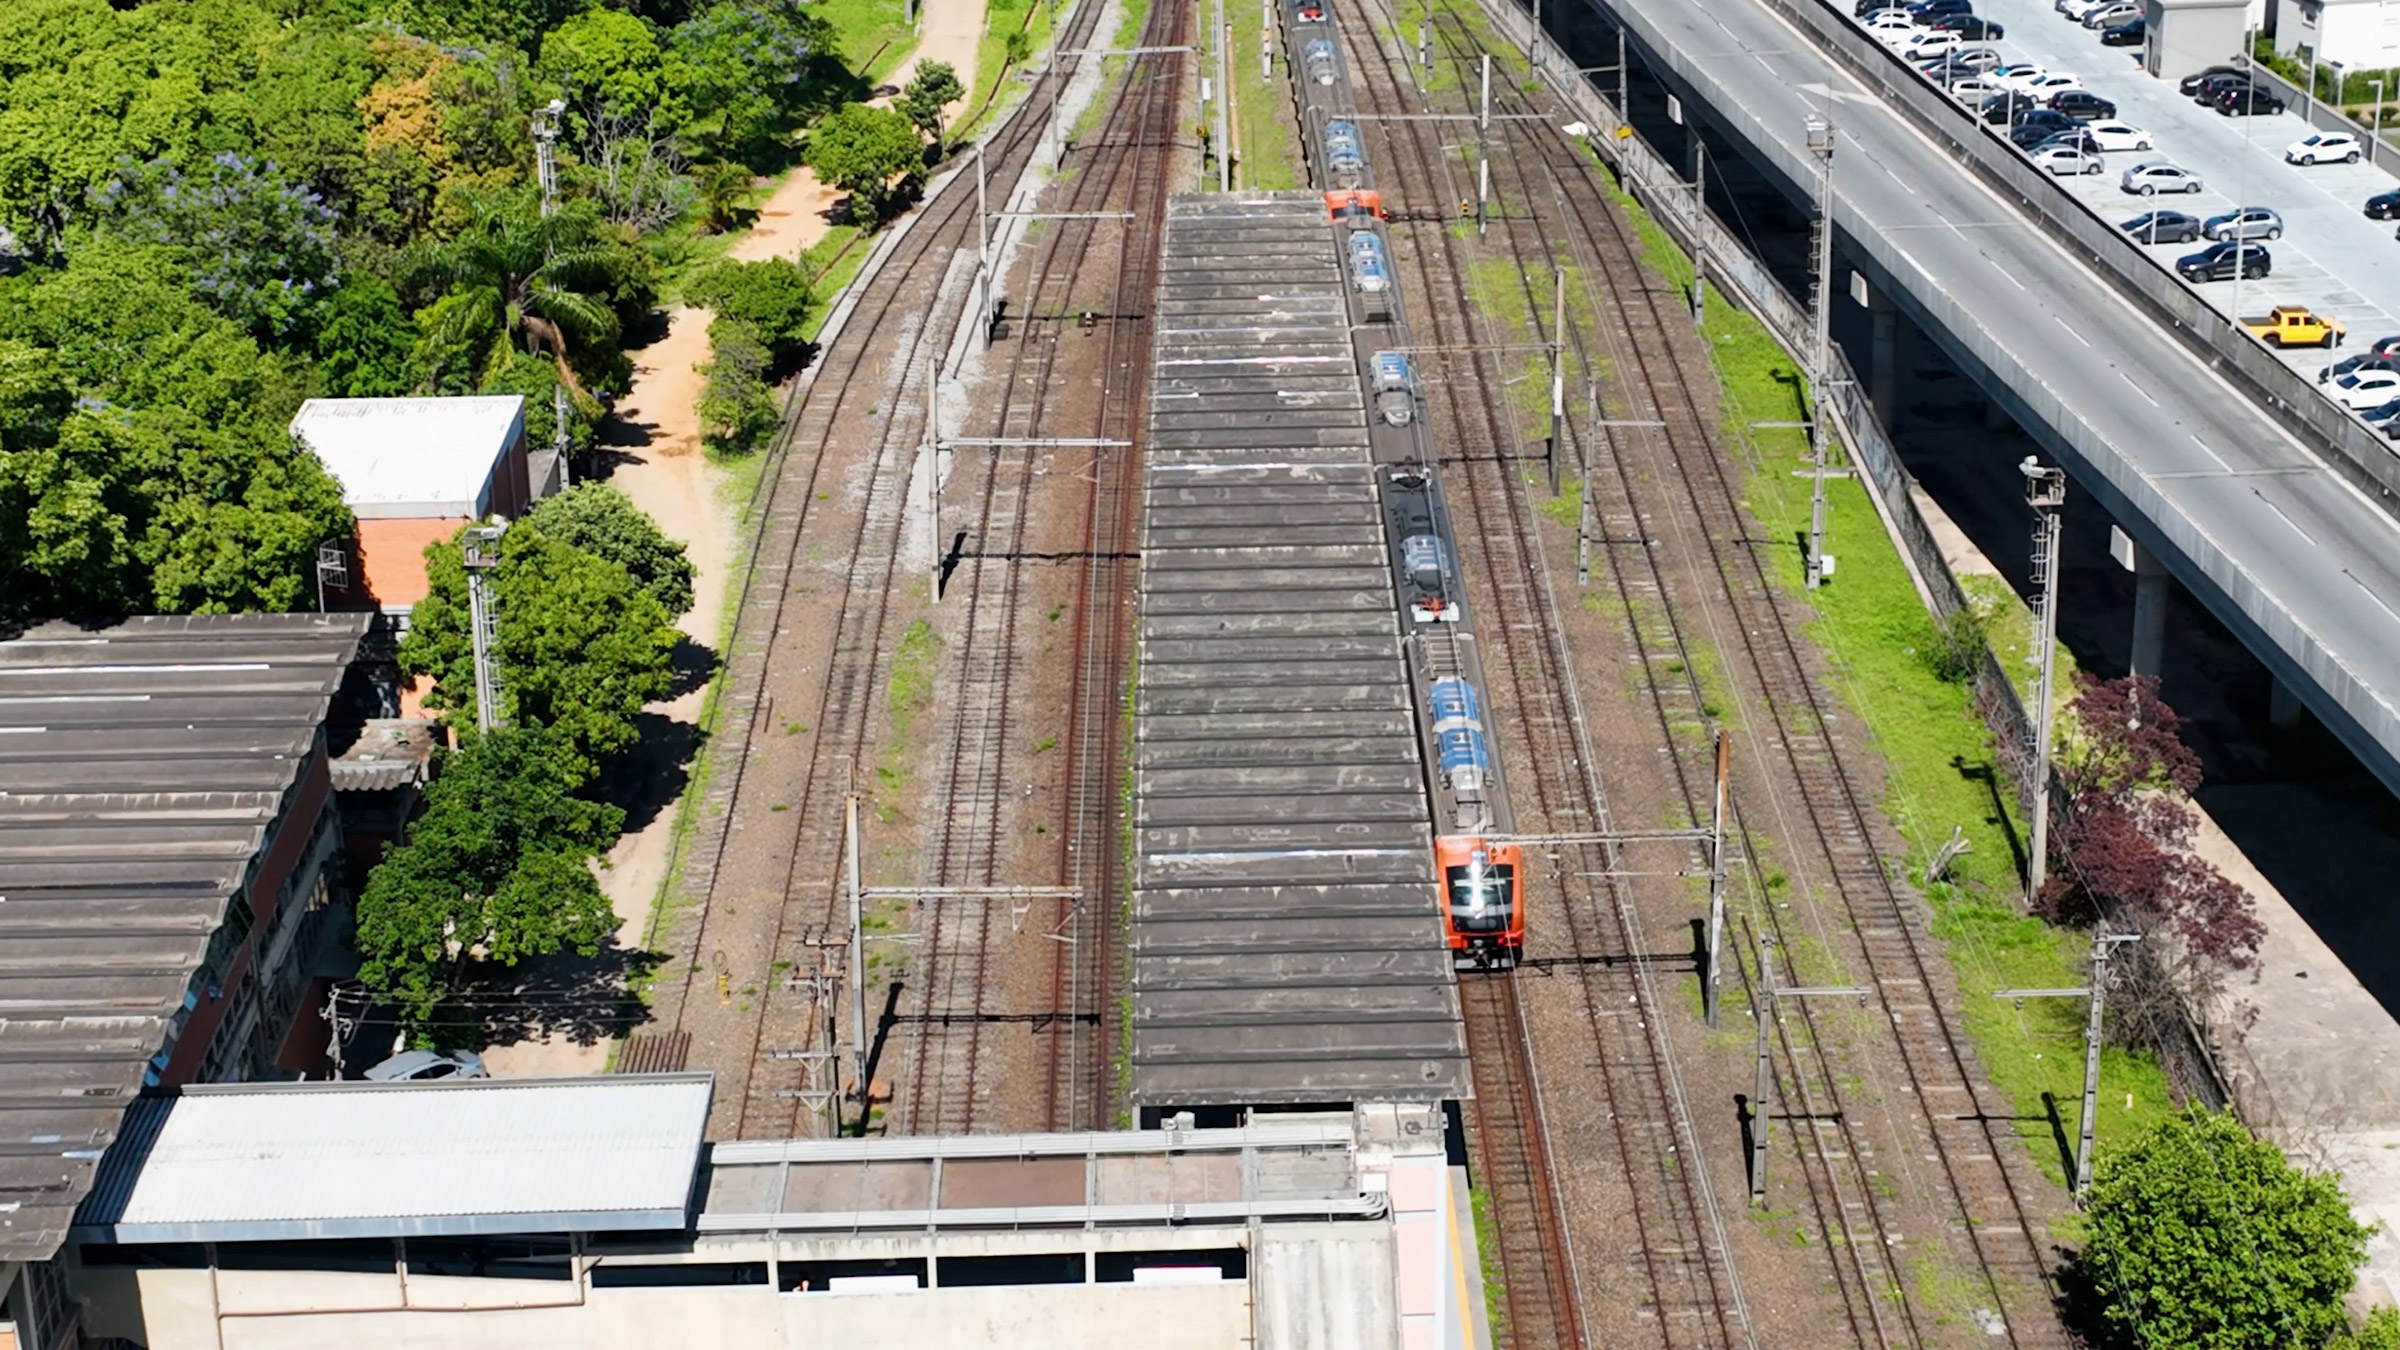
[625,0,2340,1342]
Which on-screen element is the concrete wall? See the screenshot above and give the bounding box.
[82,1265,1252,1350]
[2148,0,2253,79]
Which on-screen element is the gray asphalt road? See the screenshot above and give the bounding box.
[1600,0,2400,779]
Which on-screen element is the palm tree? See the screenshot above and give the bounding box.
[405,193,621,393]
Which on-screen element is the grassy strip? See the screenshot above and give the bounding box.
[1235,5,1300,188]
[959,0,1060,141]
[1602,178,2177,1177]
[815,0,918,82]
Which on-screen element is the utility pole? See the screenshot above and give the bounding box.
[1477,54,1493,236]
[1750,936,1868,1203]
[1996,932,2135,1199]
[1616,29,1627,124]
[1702,731,1730,1028]
[1548,267,1565,496]
[461,523,506,733]
[1803,116,1837,591]
[975,146,992,350]
[1690,138,1707,327]
[927,361,944,598]
[2021,457,2067,899]
[533,99,564,218]
[845,793,869,1121]
[1218,0,1231,192]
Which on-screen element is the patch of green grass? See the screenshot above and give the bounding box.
[1234,10,1300,189]
[886,617,939,737]
[1591,179,2179,1179]
[1470,1181,1509,1340]
[798,226,873,343]
[813,0,916,82]
[959,0,1059,141]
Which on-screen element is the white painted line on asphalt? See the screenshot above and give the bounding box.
[2254,488,2318,546]
[2120,371,2157,405]
[1986,253,2026,289]
[2055,315,2090,347]
[2347,569,2400,624]
[2190,433,2233,472]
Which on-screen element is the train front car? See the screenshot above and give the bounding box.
[1436,835,1524,969]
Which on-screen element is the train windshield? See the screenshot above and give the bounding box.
[1446,860,1515,933]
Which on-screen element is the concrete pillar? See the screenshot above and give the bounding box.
[1868,287,1899,428]
[2270,678,2307,728]
[2128,550,2170,681]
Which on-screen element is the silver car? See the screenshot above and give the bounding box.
[2121,161,2203,195]
[2033,145,2106,176]
[2202,206,2284,241]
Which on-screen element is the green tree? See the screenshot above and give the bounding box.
[526,481,696,618]
[403,192,624,392]
[685,257,813,357]
[899,60,965,158]
[669,0,844,165]
[802,102,925,224]
[694,317,777,455]
[2080,1109,2371,1349]
[313,275,423,397]
[353,727,623,1033]
[692,160,755,233]
[401,520,680,775]
[0,339,72,453]
[540,7,686,132]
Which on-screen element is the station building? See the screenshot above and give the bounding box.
[34,1076,1474,1350]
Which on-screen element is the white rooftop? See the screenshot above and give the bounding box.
[290,395,526,519]
[73,1074,713,1243]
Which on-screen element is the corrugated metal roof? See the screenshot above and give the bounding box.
[72,1074,714,1243]
[0,614,370,1264]
[1130,194,1468,1109]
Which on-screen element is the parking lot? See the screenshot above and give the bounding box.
[1859,0,2400,390]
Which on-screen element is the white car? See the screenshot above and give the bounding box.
[2333,369,2400,409]
[2286,132,2364,165]
[1948,76,2007,100]
[1862,9,1920,28]
[2016,73,2085,97]
[2061,0,2119,18]
[2084,121,2155,152]
[1990,62,2047,88]
[2122,161,2203,194]
[1875,23,1923,46]
[2032,145,2107,176]
[1901,30,1964,58]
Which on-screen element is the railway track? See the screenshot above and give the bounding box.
[652,0,1136,1139]
[1328,10,1748,1348]
[900,6,1187,1136]
[1419,7,2075,1344]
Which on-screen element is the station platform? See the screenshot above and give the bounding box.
[1129,193,1469,1110]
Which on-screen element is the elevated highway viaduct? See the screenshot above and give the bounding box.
[1537,0,2400,798]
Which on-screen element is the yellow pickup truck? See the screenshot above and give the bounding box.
[2242,306,2346,349]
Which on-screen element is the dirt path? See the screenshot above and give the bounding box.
[481,0,993,1079]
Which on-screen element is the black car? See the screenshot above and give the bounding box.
[1983,93,2050,123]
[2010,122,2065,149]
[2367,189,2400,220]
[2179,63,2243,95]
[2013,107,2078,133]
[2049,89,2118,120]
[2101,16,2144,44]
[2120,209,2203,244]
[1931,13,2004,36]
[2176,240,2270,281]
[2038,127,2104,155]
[1909,0,1974,15]
[2215,86,2286,116]
[2192,72,2255,104]
[2321,353,2400,384]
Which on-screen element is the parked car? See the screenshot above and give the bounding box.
[2013,107,2078,132]
[2083,120,2154,151]
[1909,0,1975,15]
[2179,63,2243,95]
[2176,240,2270,281]
[2120,209,2203,244]
[1931,13,2005,36]
[2360,396,2400,428]
[2332,369,2400,409]
[2122,161,2204,195]
[2101,16,2144,44]
[1932,45,2002,71]
[2320,352,2400,383]
[2017,73,2086,98]
[2032,145,2107,175]
[2242,305,2343,347]
[2037,127,2104,155]
[2082,1,2140,27]
[2059,0,2117,17]
[2215,86,2286,116]
[1856,0,1899,14]
[1982,91,2048,122]
[364,1050,488,1082]
[2010,121,2068,149]
[2191,72,2254,103]
[1864,10,1922,34]
[1900,29,1965,58]
[2048,89,2117,119]
[2368,335,2400,357]
[1989,62,2049,89]
[2367,189,2400,220]
[2287,132,2364,165]
[1948,76,2007,100]
[2203,206,2283,240]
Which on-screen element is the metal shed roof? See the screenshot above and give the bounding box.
[71,1074,715,1243]
[1130,195,1468,1109]
[0,614,370,1263]
[290,395,525,520]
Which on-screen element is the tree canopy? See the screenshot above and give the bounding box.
[2079,1110,2371,1350]
[803,103,926,222]
[900,60,965,157]
[526,481,697,619]
[353,726,623,1034]
[401,517,681,776]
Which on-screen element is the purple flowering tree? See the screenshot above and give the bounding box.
[89,153,340,344]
